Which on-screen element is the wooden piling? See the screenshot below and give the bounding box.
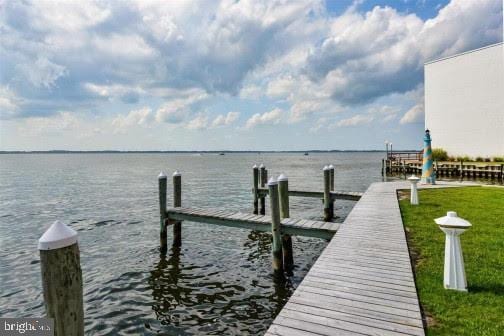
[260,164,267,215]
[158,172,168,254]
[381,159,384,176]
[268,177,283,273]
[278,174,293,271]
[39,221,84,336]
[173,171,182,247]
[253,165,259,214]
[323,166,331,222]
[328,164,335,219]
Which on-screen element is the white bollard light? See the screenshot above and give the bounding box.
[435,211,472,291]
[408,175,420,205]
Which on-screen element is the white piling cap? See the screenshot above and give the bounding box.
[277,174,288,181]
[323,165,330,171]
[435,211,472,229]
[259,163,265,169]
[158,171,167,179]
[328,164,334,169]
[173,170,181,177]
[253,164,258,169]
[38,220,78,251]
[267,177,278,186]
[408,175,420,182]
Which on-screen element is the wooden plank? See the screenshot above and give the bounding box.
[285,303,424,336]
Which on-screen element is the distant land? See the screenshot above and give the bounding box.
[0,150,414,154]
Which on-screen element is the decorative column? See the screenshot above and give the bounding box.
[435,211,472,291]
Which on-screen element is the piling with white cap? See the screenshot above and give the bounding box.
[268,177,283,274]
[159,172,168,253]
[173,171,182,247]
[435,211,472,291]
[408,175,420,205]
[259,164,267,215]
[252,165,259,214]
[323,166,332,222]
[39,220,84,336]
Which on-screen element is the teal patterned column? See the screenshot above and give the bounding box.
[421,129,434,184]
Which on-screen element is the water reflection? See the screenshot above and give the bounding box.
[148,232,295,335]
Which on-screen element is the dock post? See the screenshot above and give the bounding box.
[278,174,293,272]
[253,165,259,214]
[173,171,182,247]
[323,166,332,222]
[328,164,335,219]
[381,159,384,176]
[260,164,267,215]
[268,177,283,274]
[158,172,168,254]
[39,221,84,336]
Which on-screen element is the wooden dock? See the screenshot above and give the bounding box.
[166,207,340,239]
[257,188,363,201]
[265,181,425,336]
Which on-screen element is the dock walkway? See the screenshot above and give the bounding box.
[166,207,340,239]
[266,181,425,336]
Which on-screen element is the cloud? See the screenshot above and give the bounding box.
[304,0,502,105]
[112,107,152,133]
[400,102,424,124]
[16,112,81,136]
[336,114,374,127]
[186,114,208,130]
[245,108,283,128]
[155,90,208,123]
[211,111,239,127]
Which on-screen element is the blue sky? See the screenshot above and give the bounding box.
[0,0,502,151]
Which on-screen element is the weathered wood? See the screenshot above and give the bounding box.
[260,164,267,215]
[39,221,84,336]
[268,178,283,273]
[257,188,362,201]
[323,166,331,222]
[329,164,335,219]
[278,174,293,272]
[165,207,339,239]
[253,165,259,214]
[266,181,425,336]
[173,171,182,247]
[158,172,168,254]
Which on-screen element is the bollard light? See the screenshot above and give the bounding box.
[435,211,472,291]
[407,175,420,205]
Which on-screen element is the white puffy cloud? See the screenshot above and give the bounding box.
[336,114,374,127]
[186,115,208,130]
[400,103,424,124]
[305,0,502,105]
[155,90,208,123]
[211,112,239,127]
[112,107,152,133]
[245,108,283,128]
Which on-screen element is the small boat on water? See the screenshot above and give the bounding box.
[304,152,309,156]
[219,152,225,156]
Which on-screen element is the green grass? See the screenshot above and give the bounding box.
[399,187,504,336]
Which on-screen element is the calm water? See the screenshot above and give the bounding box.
[0,153,383,335]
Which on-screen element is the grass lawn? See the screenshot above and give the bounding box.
[399,186,504,336]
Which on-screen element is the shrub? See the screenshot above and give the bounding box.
[493,156,504,162]
[475,156,484,162]
[432,148,448,161]
[456,155,472,162]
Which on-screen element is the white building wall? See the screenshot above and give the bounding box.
[425,43,504,158]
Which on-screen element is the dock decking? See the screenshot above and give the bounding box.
[266,181,426,336]
[166,207,340,239]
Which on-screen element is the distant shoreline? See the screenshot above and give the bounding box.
[0,150,401,154]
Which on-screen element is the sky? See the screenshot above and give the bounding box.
[0,0,502,151]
